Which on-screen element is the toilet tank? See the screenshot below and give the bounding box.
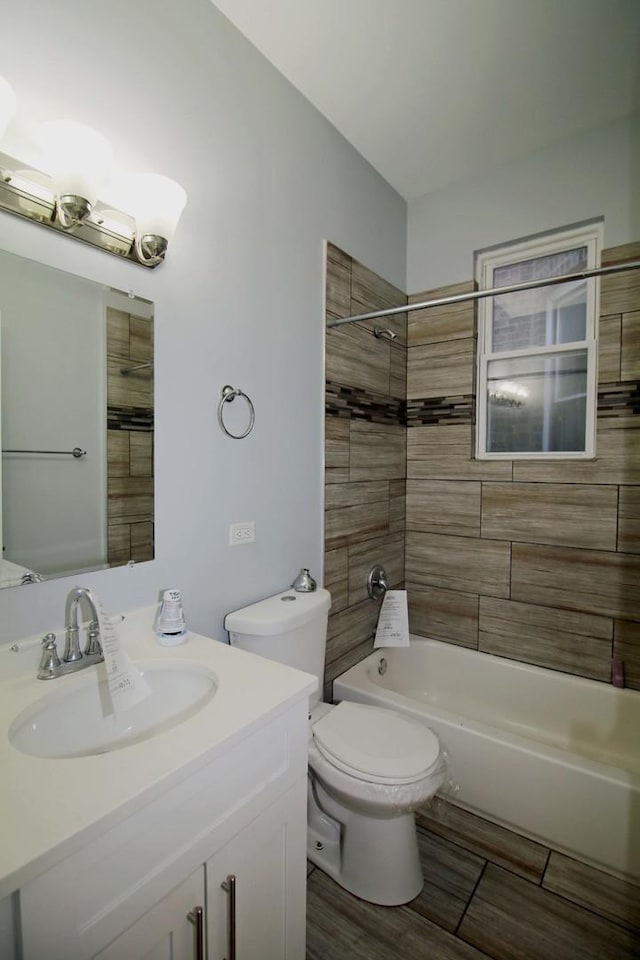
[225,588,331,707]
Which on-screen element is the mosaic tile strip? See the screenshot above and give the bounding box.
[407,395,475,427]
[325,381,404,425]
[597,381,640,418]
[107,405,154,431]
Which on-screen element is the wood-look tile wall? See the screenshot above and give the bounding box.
[406,241,640,690]
[324,243,407,697]
[106,307,154,566]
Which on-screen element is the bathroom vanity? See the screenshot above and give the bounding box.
[0,607,316,959]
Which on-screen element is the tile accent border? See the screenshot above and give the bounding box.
[107,405,154,431]
[597,381,640,418]
[326,380,405,425]
[406,394,474,427]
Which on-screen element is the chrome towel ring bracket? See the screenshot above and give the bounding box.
[217,385,255,439]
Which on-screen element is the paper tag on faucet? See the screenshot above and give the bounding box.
[373,590,410,648]
[95,596,151,716]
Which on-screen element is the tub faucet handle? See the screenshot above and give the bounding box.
[367,564,389,601]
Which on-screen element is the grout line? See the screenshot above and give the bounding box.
[454,859,487,937]
[539,847,552,887]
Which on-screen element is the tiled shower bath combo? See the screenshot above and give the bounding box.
[322,240,640,954]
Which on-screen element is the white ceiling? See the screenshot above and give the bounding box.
[211,0,640,201]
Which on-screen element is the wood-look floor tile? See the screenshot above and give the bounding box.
[306,869,491,960]
[459,864,640,960]
[408,582,479,648]
[408,827,485,933]
[416,800,549,883]
[543,851,640,934]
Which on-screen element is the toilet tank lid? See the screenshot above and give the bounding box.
[225,588,331,636]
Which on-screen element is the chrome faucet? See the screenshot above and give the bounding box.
[37,586,104,680]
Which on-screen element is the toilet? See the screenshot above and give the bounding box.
[224,587,445,906]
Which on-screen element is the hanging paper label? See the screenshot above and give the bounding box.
[373,589,410,648]
[95,596,151,716]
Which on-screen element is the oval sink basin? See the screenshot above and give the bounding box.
[9,662,217,759]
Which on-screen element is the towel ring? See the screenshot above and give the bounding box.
[218,385,255,439]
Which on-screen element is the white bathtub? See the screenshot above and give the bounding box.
[333,636,640,881]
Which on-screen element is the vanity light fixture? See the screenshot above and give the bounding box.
[0,76,187,268]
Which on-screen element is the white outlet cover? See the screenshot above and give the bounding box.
[229,521,255,546]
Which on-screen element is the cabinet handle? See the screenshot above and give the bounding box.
[187,905,205,960]
[221,874,237,960]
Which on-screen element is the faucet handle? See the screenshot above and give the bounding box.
[38,633,61,680]
[84,619,102,656]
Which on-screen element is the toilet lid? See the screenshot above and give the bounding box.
[312,701,440,785]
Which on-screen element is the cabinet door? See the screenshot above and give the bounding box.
[206,779,307,960]
[94,867,205,960]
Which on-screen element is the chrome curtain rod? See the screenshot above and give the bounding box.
[326,259,640,328]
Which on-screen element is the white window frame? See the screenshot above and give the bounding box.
[475,222,602,460]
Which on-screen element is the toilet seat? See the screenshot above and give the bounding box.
[312,701,440,785]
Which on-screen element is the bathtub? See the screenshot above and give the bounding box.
[333,636,640,881]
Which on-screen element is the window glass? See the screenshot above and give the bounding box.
[486,350,588,454]
[491,247,588,351]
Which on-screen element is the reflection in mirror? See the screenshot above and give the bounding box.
[0,249,154,588]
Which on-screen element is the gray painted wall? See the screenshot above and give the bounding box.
[407,113,639,292]
[0,0,406,643]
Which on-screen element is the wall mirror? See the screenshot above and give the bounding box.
[0,248,154,589]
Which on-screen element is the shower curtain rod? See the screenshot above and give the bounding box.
[326,259,640,329]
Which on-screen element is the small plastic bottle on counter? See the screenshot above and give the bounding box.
[156,588,187,645]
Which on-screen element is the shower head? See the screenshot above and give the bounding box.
[373,326,397,342]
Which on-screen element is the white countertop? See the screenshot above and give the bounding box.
[0,606,316,899]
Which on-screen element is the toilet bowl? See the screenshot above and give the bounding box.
[224,587,445,906]
[307,700,445,904]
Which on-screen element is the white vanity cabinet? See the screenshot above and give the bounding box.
[206,780,306,960]
[17,700,309,960]
[94,867,206,960]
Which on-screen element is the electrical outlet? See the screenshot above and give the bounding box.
[229,521,255,546]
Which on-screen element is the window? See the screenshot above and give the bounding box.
[475,223,602,459]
